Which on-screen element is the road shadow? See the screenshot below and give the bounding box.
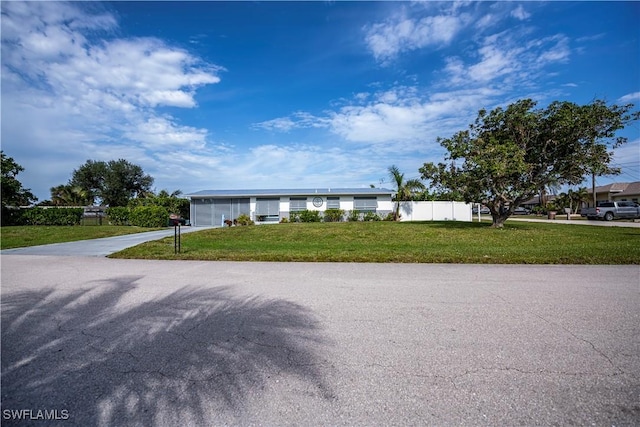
[2,277,333,425]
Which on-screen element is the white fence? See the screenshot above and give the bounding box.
[398,201,472,222]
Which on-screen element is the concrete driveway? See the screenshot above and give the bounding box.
[1,255,638,426]
[0,226,213,257]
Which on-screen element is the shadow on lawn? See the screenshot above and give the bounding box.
[401,220,492,229]
[2,278,333,426]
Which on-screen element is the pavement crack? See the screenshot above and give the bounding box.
[483,289,624,374]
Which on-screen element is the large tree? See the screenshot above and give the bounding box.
[420,99,638,228]
[69,159,154,207]
[388,165,425,221]
[1,151,37,208]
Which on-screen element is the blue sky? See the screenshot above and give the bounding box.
[2,1,639,202]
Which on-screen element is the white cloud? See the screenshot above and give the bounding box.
[618,92,640,103]
[535,35,570,64]
[443,32,570,89]
[1,2,223,199]
[253,86,498,152]
[364,7,469,63]
[253,117,298,132]
[467,42,519,82]
[253,112,329,132]
[511,5,531,21]
[124,117,209,149]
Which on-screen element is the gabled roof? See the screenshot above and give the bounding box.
[617,181,640,197]
[185,188,394,198]
[587,181,640,196]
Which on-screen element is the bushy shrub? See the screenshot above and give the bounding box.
[531,206,545,216]
[382,212,396,221]
[129,206,168,228]
[323,209,344,222]
[347,210,361,222]
[235,214,254,226]
[128,196,190,222]
[106,207,129,225]
[22,207,83,226]
[297,210,322,222]
[363,211,381,221]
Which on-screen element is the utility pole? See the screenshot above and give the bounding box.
[591,172,597,207]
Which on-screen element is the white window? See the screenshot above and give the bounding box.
[256,198,280,221]
[289,197,307,212]
[327,196,340,209]
[353,197,377,212]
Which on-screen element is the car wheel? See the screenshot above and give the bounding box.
[604,212,614,221]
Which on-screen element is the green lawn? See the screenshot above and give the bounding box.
[109,221,639,264]
[0,225,163,249]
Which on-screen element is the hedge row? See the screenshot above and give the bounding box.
[1,207,84,226]
[1,206,169,228]
[106,206,170,227]
[287,209,395,223]
[127,206,168,228]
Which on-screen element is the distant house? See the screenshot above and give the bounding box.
[521,195,556,210]
[586,181,640,206]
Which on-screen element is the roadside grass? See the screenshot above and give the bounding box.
[110,221,639,264]
[0,225,164,249]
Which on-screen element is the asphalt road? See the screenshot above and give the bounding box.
[1,256,639,426]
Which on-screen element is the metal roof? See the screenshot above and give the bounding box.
[185,188,394,198]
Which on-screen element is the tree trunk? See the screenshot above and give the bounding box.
[490,214,509,228]
[488,200,510,228]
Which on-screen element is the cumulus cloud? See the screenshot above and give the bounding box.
[1,1,223,197]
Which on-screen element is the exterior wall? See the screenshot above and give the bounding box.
[270,195,393,223]
[190,192,395,225]
[612,194,640,203]
[398,201,472,222]
[191,196,469,225]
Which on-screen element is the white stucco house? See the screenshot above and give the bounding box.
[184,188,395,226]
[185,188,474,226]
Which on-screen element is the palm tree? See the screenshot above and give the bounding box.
[388,165,425,221]
[571,187,590,214]
[50,185,91,206]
